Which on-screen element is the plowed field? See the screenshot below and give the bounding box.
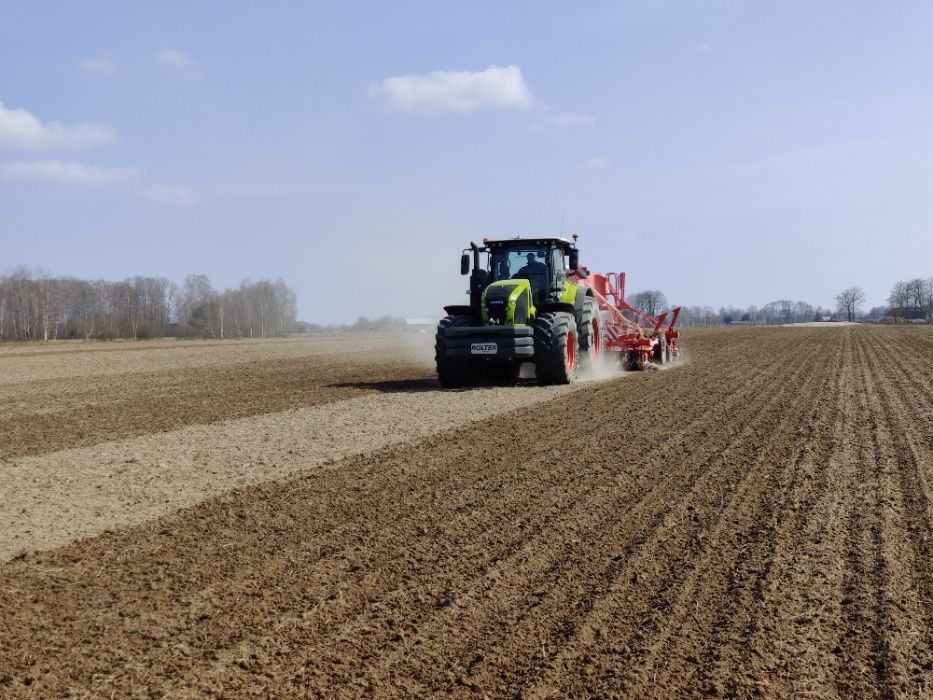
[1,326,931,698]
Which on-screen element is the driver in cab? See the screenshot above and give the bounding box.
[514,252,547,278]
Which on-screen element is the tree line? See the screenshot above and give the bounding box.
[629,289,833,327]
[0,268,296,341]
[630,276,933,327]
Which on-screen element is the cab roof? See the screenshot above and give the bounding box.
[482,236,574,250]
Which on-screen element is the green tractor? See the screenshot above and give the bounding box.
[435,236,600,387]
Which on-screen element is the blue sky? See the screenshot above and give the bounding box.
[1,1,931,322]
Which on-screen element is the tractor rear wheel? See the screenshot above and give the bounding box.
[534,311,577,385]
[435,315,482,388]
[578,296,601,372]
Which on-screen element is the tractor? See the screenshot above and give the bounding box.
[435,235,682,387]
[435,236,599,387]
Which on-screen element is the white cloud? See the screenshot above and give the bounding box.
[155,48,200,78]
[0,160,139,185]
[142,184,194,206]
[582,157,610,171]
[535,112,595,130]
[0,102,117,152]
[369,65,533,112]
[80,56,118,75]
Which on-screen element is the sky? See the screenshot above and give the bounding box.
[1,0,931,322]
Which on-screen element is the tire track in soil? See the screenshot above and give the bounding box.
[728,328,855,696]
[519,328,834,698]
[639,325,929,698]
[885,330,933,511]
[628,326,845,698]
[832,330,898,697]
[855,328,933,694]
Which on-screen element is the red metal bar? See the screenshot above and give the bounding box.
[652,311,668,335]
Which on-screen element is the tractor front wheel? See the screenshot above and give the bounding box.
[534,311,577,385]
[435,315,482,388]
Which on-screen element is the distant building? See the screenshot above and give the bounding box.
[405,317,440,333]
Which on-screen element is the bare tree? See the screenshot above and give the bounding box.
[834,286,865,322]
[628,289,668,318]
[888,281,909,313]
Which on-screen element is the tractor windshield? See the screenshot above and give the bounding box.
[490,245,558,302]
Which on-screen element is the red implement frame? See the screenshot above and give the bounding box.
[568,268,681,370]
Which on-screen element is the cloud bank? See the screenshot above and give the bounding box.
[0,102,117,152]
[0,160,139,185]
[370,65,533,112]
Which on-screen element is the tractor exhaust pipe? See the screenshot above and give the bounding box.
[468,242,488,318]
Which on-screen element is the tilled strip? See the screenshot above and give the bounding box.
[1,380,580,560]
[0,352,429,459]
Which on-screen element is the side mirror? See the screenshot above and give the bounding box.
[568,248,579,270]
[460,253,470,275]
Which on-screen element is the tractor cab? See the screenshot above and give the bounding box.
[486,238,574,304]
[459,237,579,310]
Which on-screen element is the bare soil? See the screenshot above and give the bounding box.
[0,334,434,459]
[1,384,580,560]
[0,325,931,698]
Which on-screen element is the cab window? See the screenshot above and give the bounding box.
[490,247,549,300]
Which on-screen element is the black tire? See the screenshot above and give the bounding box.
[625,349,645,371]
[487,361,521,386]
[435,315,482,388]
[534,311,577,385]
[578,296,601,371]
[652,337,666,365]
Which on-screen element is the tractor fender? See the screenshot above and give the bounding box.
[443,304,473,316]
[574,285,592,308]
[536,301,577,316]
